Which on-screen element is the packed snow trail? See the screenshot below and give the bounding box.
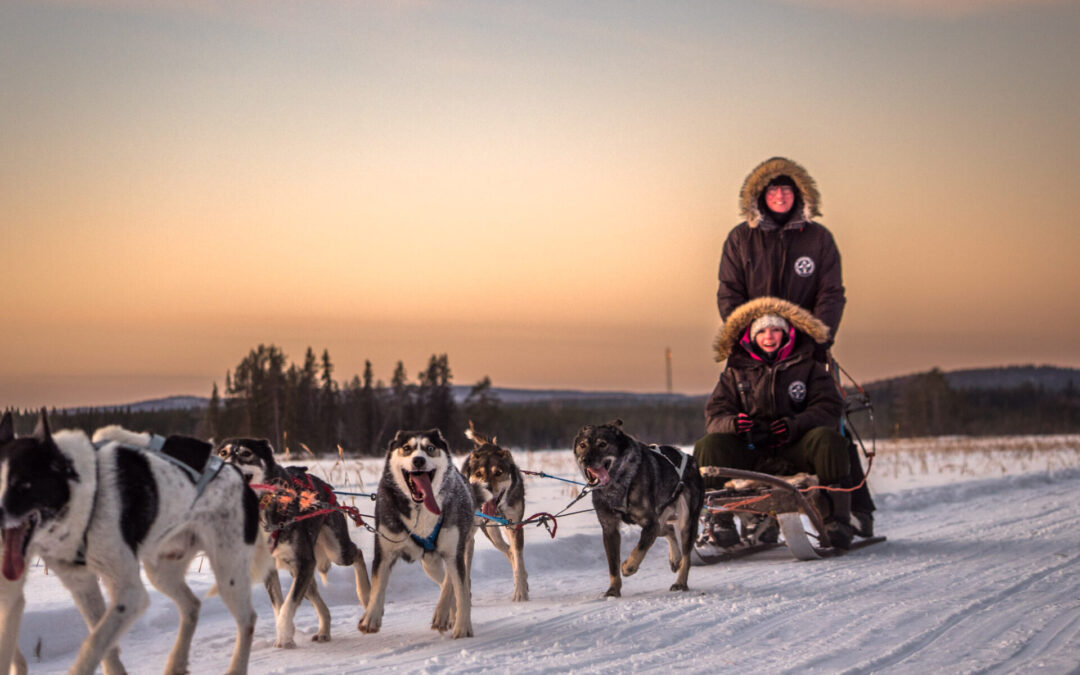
[17,448,1080,673]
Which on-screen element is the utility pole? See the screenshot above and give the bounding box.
[665,347,673,394]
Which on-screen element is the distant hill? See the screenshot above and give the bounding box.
[864,365,1080,393]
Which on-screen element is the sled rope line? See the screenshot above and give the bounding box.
[331,489,378,501]
[520,469,589,486]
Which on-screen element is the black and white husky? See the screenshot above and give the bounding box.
[358,430,475,639]
[0,411,260,675]
[461,424,529,601]
[217,438,371,648]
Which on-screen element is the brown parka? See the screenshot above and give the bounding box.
[717,157,846,343]
[705,297,842,441]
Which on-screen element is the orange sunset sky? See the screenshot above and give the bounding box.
[2,0,1079,409]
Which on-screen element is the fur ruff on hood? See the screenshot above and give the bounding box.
[713,296,830,362]
[739,157,821,228]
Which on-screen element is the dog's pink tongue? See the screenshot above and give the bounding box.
[411,473,442,515]
[481,499,498,517]
[2,526,26,582]
[590,466,610,486]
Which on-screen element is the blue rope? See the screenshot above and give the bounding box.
[475,511,513,526]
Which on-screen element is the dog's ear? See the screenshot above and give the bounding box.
[608,418,624,428]
[389,431,410,451]
[33,407,52,441]
[0,412,13,444]
[426,429,449,450]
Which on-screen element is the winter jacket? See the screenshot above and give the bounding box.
[717,157,846,343]
[705,297,843,443]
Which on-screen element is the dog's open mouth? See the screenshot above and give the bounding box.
[403,470,441,515]
[585,465,611,487]
[481,489,505,517]
[1,513,38,582]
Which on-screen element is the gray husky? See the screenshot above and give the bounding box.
[461,424,529,601]
[216,437,371,648]
[358,430,476,639]
[573,420,705,597]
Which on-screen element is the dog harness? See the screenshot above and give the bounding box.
[92,435,226,502]
[143,434,227,500]
[648,444,692,514]
[410,516,444,553]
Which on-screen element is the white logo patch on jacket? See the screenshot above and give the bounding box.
[788,380,807,403]
[793,256,815,277]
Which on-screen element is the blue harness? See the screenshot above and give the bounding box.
[410,516,444,552]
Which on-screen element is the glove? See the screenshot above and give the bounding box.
[769,418,790,446]
[735,413,754,434]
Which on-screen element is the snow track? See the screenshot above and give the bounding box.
[16,446,1080,673]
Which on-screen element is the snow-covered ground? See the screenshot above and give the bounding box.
[18,435,1080,673]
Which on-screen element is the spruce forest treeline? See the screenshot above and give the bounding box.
[6,358,1080,454]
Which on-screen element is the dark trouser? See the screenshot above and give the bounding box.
[693,427,851,489]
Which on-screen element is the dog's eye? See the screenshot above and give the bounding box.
[474,470,484,478]
[597,440,607,449]
[238,449,253,459]
[424,444,438,456]
[218,448,230,458]
[493,469,502,477]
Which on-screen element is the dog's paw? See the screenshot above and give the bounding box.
[669,582,689,592]
[431,614,453,633]
[452,623,474,639]
[603,587,621,598]
[512,588,529,602]
[358,615,381,634]
[621,560,639,577]
[273,638,297,649]
[669,556,682,573]
[312,633,331,643]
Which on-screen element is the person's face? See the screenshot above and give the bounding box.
[754,326,785,353]
[764,185,795,214]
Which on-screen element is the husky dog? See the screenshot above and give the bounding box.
[573,420,705,597]
[216,438,371,648]
[0,414,29,675]
[358,430,475,639]
[0,410,259,675]
[461,424,529,601]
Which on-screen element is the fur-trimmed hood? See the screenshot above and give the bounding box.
[739,157,821,228]
[713,296,830,362]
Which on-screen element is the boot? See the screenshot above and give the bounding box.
[697,511,740,549]
[823,488,854,550]
[852,511,874,538]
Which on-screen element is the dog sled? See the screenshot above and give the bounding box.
[693,468,886,565]
[693,357,886,565]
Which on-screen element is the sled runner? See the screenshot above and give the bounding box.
[693,467,886,565]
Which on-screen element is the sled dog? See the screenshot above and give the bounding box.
[0,411,259,675]
[461,423,529,601]
[358,429,475,638]
[573,419,705,597]
[217,437,371,648]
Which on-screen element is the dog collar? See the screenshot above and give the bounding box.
[410,516,443,553]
